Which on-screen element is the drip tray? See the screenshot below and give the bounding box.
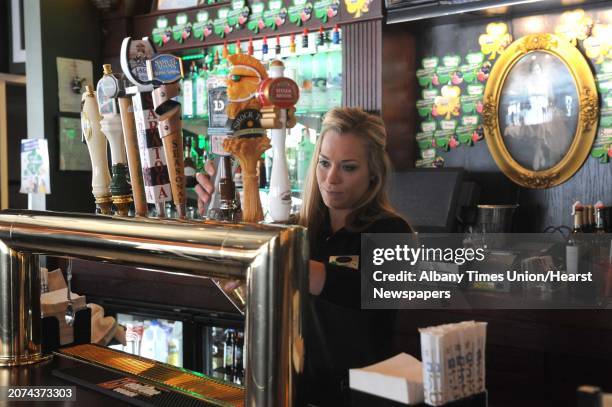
[54,344,244,407]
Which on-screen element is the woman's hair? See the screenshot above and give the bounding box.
[298,107,404,238]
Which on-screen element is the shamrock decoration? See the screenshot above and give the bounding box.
[344,0,371,18]
[555,9,593,46]
[479,22,512,60]
[433,85,461,120]
[584,24,612,64]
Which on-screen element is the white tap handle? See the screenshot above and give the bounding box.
[100,114,127,165]
[267,61,291,222]
[81,88,111,200]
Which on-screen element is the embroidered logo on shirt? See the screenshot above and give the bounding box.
[329,255,359,270]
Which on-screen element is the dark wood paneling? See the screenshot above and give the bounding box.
[382,25,416,170]
[343,19,382,112]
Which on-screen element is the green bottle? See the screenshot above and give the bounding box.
[195,62,209,119]
[182,62,195,119]
[296,128,315,190]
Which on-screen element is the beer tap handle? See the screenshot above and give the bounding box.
[118,97,148,217]
[147,55,187,219]
[81,86,112,215]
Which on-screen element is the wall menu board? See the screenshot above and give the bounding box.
[415,7,612,168]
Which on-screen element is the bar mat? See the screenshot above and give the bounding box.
[57,344,244,407]
[53,364,219,407]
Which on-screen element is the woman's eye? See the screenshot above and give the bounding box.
[231,75,241,82]
[318,160,330,168]
[342,165,357,172]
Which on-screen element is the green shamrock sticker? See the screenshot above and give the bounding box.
[417,68,435,87]
[435,66,454,86]
[460,64,479,83]
[214,8,231,37]
[416,99,434,118]
[467,84,484,96]
[597,73,612,93]
[289,0,313,26]
[420,148,436,160]
[466,52,484,65]
[442,55,461,68]
[421,121,437,133]
[314,0,339,23]
[434,129,455,150]
[227,0,250,29]
[460,95,483,114]
[456,124,477,145]
[247,2,266,32]
[422,88,438,100]
[422,57,439,69]
[263,0,287,30]
[590,136,611,163]
[152,16,172,47]
[193,11,213,40]
[600,112,612,128]
[440,120,457,131]
[172,13,192,43]
[462,115,479,126]
[416,132,434,150]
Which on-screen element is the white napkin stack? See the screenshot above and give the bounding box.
[419,321,487,406]
[349,353,424,405]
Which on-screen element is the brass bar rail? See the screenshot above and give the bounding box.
[0,209,308,407]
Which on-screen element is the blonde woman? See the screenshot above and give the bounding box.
[195,107,411,406]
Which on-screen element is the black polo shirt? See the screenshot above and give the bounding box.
[304,214,412,407]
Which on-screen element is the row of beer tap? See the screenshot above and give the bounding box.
[81,37,186,219]
[80,36,300,223]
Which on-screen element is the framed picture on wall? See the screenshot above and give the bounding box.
[9,0,25,73]
[483,33,599,189]
[58,116,91,172]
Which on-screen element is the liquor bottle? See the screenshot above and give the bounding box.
[232,331,244,383]
[327,48,342,109]
[258,154,267,189]
[223,329,235,376]
[248,37,254,56]
[296,53,312,113]
[286,145,297,190]
[572,201,584,234]
[196,134,209,172]
[594,201,607,234]
[275,35,282,56]
[195,62,209,119]
[234,165,243,189]
[182,62,195,119]
[584,205,595,233]
[262,36,269,56]
[311,48,328,111]
[296,127,314,189]
[184,135,197,188]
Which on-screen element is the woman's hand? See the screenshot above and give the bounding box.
[309,260,326,295]
[195,160,216,217]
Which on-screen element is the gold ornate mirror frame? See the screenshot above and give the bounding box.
[482,33,599,189]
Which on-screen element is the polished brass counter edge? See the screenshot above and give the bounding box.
[0,353,52,367]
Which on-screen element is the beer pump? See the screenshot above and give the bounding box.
[260,60,299,222]
[96,64,133,216]
[146,54,188,219]
[80,86,112,215]
[120,37,172,217]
